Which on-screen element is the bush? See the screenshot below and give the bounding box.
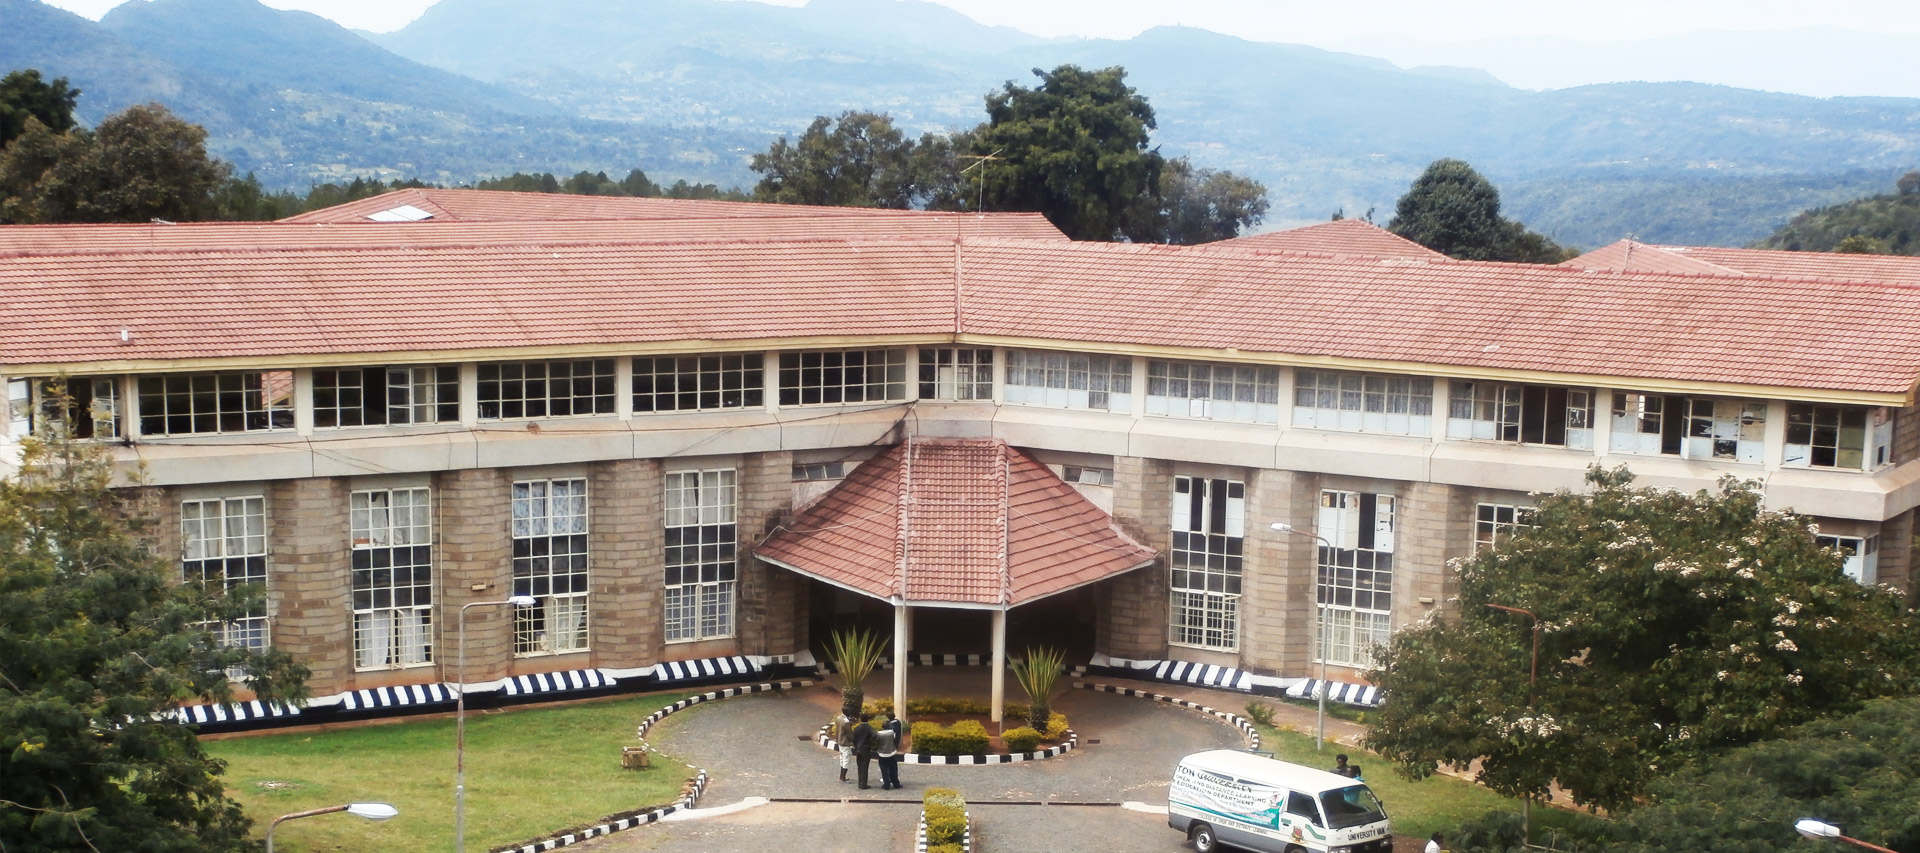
[1002,726,1043,753]
[1244,701,1276,726]
[924,788,964,809]
[1040,711,1069,739]
[911,696,992,715]
[923,787,968,847]
[927,845,963,853]
[911,719,991,755]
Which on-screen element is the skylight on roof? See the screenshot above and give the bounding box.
[366,204,433,222]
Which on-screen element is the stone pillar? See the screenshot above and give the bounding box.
[1097,456,1170,660]
[1240,468,1301,676]
[437,467,514,684]
[589,458,663,670]
[735,451,794,656]
[1394,481,1458,634]
[1878,508,1915,603]
[268,478,353,696]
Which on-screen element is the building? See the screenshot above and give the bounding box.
[4,191,1916,721]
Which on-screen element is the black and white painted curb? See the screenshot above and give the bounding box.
[1073,655,1385,709]
[635,680,811,740]
[916,809,972,853]
[1073,682,1262,751]
[815,652,994,673]
[817,723,1078,764]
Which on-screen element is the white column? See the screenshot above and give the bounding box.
[892,603,909,725]
[990,608,1007,728]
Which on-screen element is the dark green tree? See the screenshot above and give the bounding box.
[211,171,304,221]
[1157,156,1269,244]
[1836,234,1885,254]
[969,65,1164,241]
[0,103,228,223]
[1366,466,1920,812]
[1387,158,1573,262]
[0,387,309,852]
[752,111,919,208]
[617,168,661,197]
[0,70,79,149]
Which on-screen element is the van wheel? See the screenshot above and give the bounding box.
[1191,823,1219,852]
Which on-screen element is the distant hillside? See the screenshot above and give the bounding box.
[1754,173,1920,255]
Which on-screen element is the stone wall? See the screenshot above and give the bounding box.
[589,458,663,670]
[1098,456,1169,660]
[436,467,515,683]
[268,478,353,696]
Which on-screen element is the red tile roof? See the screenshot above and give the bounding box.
[1565,240,1920,285]
[278,187,1028,225]
[1199,219,1444,260]
[754,438,1157,606]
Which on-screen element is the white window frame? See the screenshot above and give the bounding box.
[1169,475,1245,651]
[1147,360,1281,423]
[665,469,738,643]
[9,376,120,440]
[919,348,994,401]
[1816,534,1880,584]
[1316,490,1394,669]
[1473,503,1535,552]
[1610,392,1765,462]
[1446,382,1594,449]
[1785,403,1886,471]
[511,478,590,656]
[1292,369,1433,435]
[351,487,435,670]
[1001,350,1133,412]
[182,496,269,656]
[314,366,459,428]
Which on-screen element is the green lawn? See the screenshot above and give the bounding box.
[207,692,697,853]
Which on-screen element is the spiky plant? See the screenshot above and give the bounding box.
[1010,646,1066,732]
[825,627,888,717]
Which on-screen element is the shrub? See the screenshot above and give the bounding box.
[923,787,964,809]
[1040,711,1069,740]
[926,814,968,846]
[927,845,964,853]
[910,696,991,715]
[1244,701,1276,726]
[1002,726,1043,753]
[923,787,968,847]
[911,720,990,755]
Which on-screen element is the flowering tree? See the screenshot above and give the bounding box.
[1365,467,1920,812]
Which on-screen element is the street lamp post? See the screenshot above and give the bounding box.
[1797,819,1900,853]
[1271,522,1334,751]
[455,595,535,853]
[265,802,398,853]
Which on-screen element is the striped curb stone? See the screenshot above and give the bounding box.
[1073,682,1262,751]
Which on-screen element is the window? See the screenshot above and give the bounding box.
[10,377,120,439]
[1002,350,1133,412]
[1292,370,1433,435]
[182,497,268,655]
[351,488,433,669]
[6,378,26,440]
[1474,503,1535,552]
[138,372,292,436]
[1447,382,1593,448]
[1317,491,1394,669]
[665,470,737,642]
[1785,404,1889,470]
[314,366,459,428]
[1169,476,1245,650]
[792,461,846,481]
[1611,393,1765,462]
[512,479,589,655]
[477,359,616,419]
[777,349,907,406]
[1063,465,1114,486]
[1816,535,1880,584]
[1148,360,1281,423]
[633,354,764,412]
[919,348,994,401]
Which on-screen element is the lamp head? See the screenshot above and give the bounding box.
[345,802,399,821]
[1796,819,1841,840]
[506,595,536,607]
[1270,522,1295,532]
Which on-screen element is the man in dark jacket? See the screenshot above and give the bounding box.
[850,713,878,789]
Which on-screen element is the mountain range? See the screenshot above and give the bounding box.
[5,0,1920,248]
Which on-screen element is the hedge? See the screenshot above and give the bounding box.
[911,719,990,755]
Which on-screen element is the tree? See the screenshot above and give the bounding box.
[1157,156,1269,244]
[1366,466,1920,812]
[969,65,1164,241]
[0,103,228,224]
[1836,234,1884,254]
[0,387,309,852]
[1387,158,1573,262]
[0,70,79,149]
[751,111,919,208]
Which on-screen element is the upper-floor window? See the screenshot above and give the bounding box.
[633,354,764,412]
[1448,382,1593,448]
[138,372,292,436]
[1785,404,1890,470]
[315,366,459,428]
[1002,350,1132,412]
[8,377,120,440]
[351,488,434,669]
[1611,393,1766,463]
[512,479,590,656]
[1292,370,1433,436]
[182,496,268,656]
[919,348,994,401]
[792,461,846,481]
[1147,360,1281,424]
[477,359,616,420]
[777,349,907,406]
[1817,535,1880,584]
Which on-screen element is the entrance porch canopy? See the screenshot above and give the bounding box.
[755,437,1158,722]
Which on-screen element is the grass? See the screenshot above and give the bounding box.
[1247,719,1596,841]
[207,691,698,853]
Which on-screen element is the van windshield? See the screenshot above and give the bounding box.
[1318,785,1387,829]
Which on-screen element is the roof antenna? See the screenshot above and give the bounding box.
[958,149,1004,216]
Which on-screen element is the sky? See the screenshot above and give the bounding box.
[36,0,1920,98]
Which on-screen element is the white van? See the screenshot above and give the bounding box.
[1168,750,1393,853]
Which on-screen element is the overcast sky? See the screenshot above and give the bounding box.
[37,0,1920,98]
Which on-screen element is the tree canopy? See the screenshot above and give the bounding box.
[1757,170,1920,256]
[0,69,79,149]
[751,111,921,208]
[1387,158,1574,262]
[0,102,228,224]
[1157,156,1270,245]
[1366,466,1920,812]
[0,389,309,852]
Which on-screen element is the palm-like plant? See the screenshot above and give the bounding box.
[1010,646,1066,732]
[824,627,888,717]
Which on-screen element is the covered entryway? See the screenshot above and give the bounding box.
[757,437,1157,724]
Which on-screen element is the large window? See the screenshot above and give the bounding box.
[1611,393,1766,462]
[665,469,737,642]
[919,348,994,401]
[1474,503,1535,552]
[1002,350,1132,412]
[1169,476,1245,650]
[351,488,434,669]
[477,359,616,419]
[777,349,907,406]
[633,354,764,412]
[1785,404,1890,470]
[315,366,459,428]
[182,497,268,655]
[1817,535,1880,584]
[1316,491,1394,669]
[138,372,292,436]
[511,479,589,655]
[1292,370,1433,435]
[1148,360,1281,423]
[9,376,120,439]
[1447,382,1593,448]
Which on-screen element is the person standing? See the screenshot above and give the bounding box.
[877,711,905,790]
[834,713,856,783]
[850,713,878,789]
